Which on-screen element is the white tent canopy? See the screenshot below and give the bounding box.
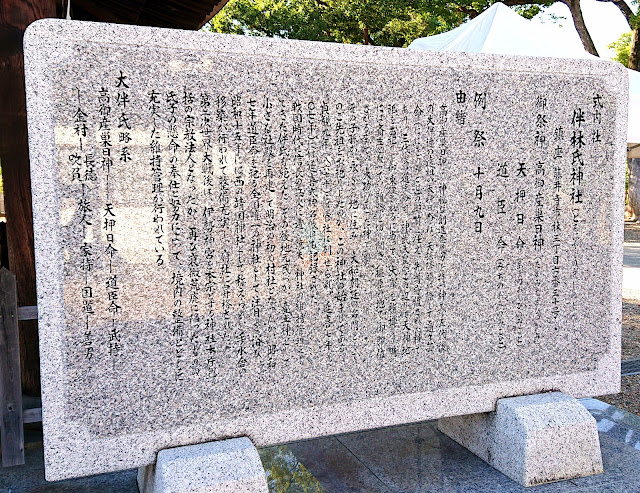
[409,2,640,154]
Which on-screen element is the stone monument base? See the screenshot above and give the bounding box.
[137,437,268,493]
[438,392,604,487]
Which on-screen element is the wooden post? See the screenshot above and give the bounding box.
[0,0,57,396]
[0,267,24,466]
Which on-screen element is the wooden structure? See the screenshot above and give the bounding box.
[0,268,39,466]
[0,0,228,466]
[62,0,228,30]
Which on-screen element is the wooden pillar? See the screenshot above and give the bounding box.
[0,0,57,396]
[0,268,24,466]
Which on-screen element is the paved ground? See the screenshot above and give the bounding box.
[600,222,640,415]
[2,399,640,492]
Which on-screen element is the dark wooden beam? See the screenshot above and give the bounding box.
[0,0,57,396]
[60,0,228,30]
[72,0,133,24]
[23,406,41,424]
[17,305,37,321]
[0,268,24,466]
[199,0,231,29]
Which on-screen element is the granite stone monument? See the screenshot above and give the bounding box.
[24,19,626,487]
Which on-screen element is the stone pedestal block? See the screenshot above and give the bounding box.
[438,392,603,487]
[137,437,268,493]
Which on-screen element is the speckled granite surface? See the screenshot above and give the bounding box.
[439,392,603,486]
[23,19,627,480]
[3,399,640,492]
[139,437,268,492]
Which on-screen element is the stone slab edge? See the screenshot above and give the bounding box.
[23,18,627,480]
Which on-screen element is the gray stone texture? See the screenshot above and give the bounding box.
[23,19,626,480]
[137,437,268,493]
[6,399,640,492]
[438,392,604,486]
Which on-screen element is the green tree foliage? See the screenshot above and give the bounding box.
[451,0,555,19]
[209,0,639,68]
[208,0,469,47]
[594,0,638,70]
[208,1,572,48]
[609,31,632,67]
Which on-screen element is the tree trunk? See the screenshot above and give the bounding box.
[363,26,374,45]
[629,28,640,71]
[0,0,57,395]
[562,0,599,56]
[628,159,640,221]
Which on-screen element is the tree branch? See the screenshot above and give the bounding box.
[630,28,640,70]
[457,0,539,19]
[456,6,480,18]
[559,0,599,56]
[363,26,376,45]
[500,0,540,6]
[594,0,632,25]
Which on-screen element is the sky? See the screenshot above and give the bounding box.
[531,0,637,59]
